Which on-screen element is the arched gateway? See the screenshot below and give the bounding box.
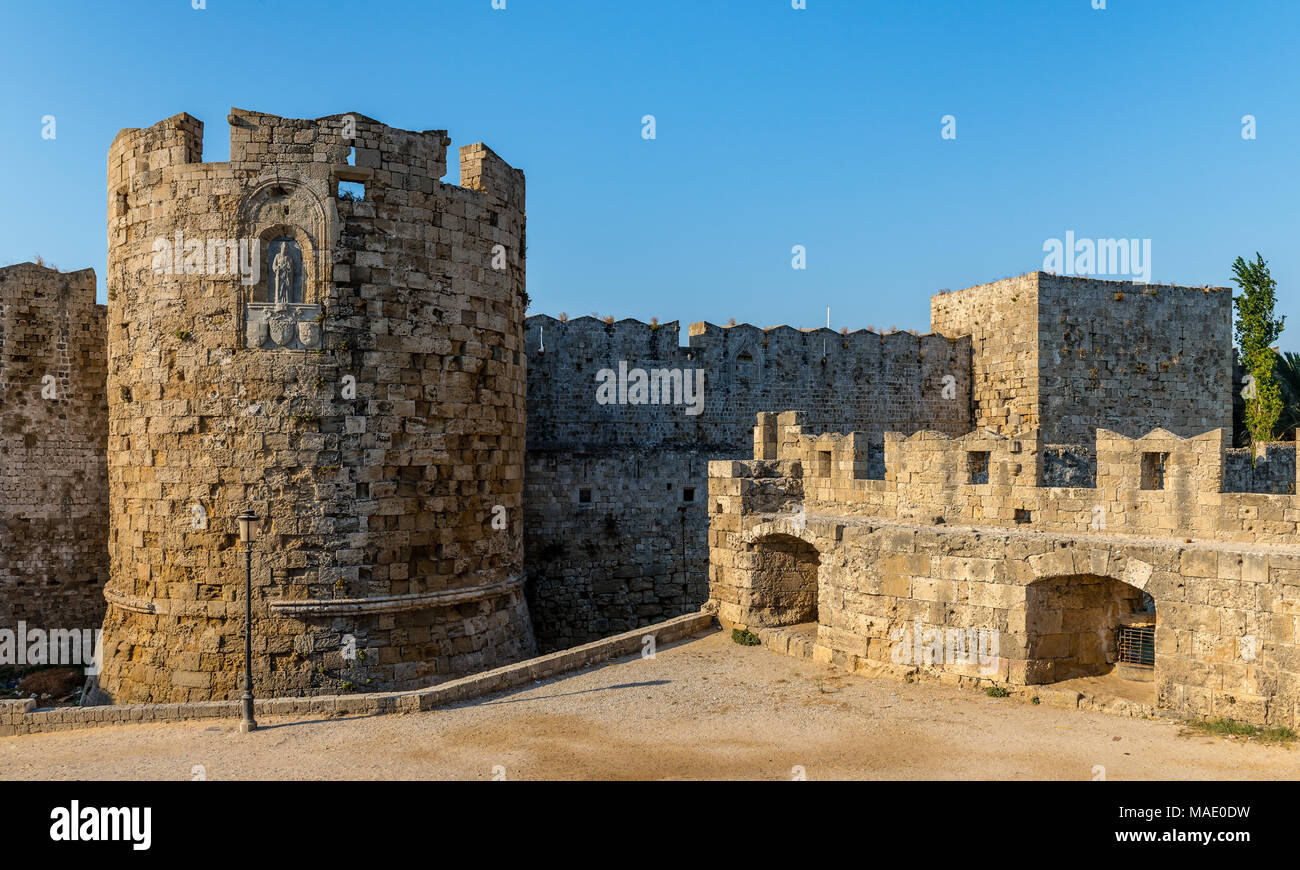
[1023,573,1156,685]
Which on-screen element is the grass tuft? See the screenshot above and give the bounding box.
[1186,718,1297,743]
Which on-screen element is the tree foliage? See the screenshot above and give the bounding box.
[1273,350,1300,439]
[1231,253,1285,446]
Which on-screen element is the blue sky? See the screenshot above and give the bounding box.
[2,0,1298,346]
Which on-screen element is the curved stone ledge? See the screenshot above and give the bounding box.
[103,587,158,614]
[104,576,526,619]
[104,589,225,618]
[0,611,717,736]
[267,575,526,617]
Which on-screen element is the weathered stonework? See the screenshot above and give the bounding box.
[525,273,1234,655]
[710,411,1300,728]
[523,317,971,651]
[931,273,1233,442]
[96,109,533,703]
[1225,443,1296,494]
[0,118,1276,738]
[0,263,107,629]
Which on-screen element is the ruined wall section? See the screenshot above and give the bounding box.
[99,109,532,704]
[0,264,108,628]
[523,315,971,651]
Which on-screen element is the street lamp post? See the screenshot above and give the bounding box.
[236,509,259,734]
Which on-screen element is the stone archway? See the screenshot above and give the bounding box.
[743,534,820,627]
[1023,573,1154,685]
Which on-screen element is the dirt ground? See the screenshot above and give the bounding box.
[5,630,1297,781]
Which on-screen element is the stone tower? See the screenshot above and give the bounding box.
[0,263,108,629]
[97,109,533,703]
[930,273,1233,442]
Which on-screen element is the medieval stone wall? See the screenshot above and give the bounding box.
[708,412,1300,728]
[523,316,972,651]
[0,263,108,629]
[749,411,1300,543]
[1041,443,1096,488]
[97,109,533,703]
[1036,274,1233,441]
[1224,443,1296,494]
[931,273,1233,443]
[523,448,708,650]
[930,274,1039,437]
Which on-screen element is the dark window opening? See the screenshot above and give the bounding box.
[967,450,990,485]
[682,486,696,503]
[1014,508,1031,524]
[736,350,756,382]
[578,488,593,504]
[1140,452,1168,490]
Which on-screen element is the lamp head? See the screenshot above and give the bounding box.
[236,509,259,545]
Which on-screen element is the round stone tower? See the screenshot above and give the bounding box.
[98,109,533,703]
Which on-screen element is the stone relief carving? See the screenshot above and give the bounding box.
[245,237,321,350]
[269,239,301,304]
[246,302,321,350]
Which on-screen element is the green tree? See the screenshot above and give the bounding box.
[1273,350,1300,439]
[1231,253,1285,445]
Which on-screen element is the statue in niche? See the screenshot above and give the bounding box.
[267,238,304,305]
[245,232,320,350]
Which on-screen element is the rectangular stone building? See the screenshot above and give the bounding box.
[931,272,1233,442]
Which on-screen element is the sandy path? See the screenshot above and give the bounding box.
[5,630,1296,780]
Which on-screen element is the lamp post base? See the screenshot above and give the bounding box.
[240,692,257,733]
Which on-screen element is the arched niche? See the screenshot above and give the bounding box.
[743,533,821,627]
[238,177,329,351]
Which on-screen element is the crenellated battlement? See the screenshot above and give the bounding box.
[527,313,962,355]
[717,411,1298,545]
[525,314,972,452]
[108,109,522,206]
[710,404,1300,729]
[523,313,974,648]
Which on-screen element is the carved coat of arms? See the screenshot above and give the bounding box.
[269,311,297,347]
[246,320,269,349]
[297,321,321,348]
